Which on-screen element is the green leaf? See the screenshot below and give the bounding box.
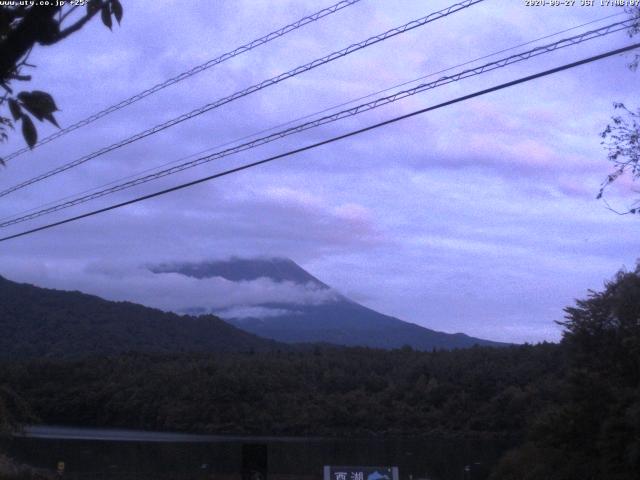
[111,0,123,24]
[21,115,37,149]
[8,98,21,121]
[101,4,112,30]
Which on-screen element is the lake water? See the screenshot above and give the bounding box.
[1,426,512,480]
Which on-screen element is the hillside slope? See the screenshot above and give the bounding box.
[0,275,280,358]
[229,300,503,349]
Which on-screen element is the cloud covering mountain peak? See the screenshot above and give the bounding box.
[149,256,329,288]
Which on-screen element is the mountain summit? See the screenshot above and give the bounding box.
[151,257,328,288]
[152,257,506,350]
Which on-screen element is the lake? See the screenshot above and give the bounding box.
[1,426,513,480]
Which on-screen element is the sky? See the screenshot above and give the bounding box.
[0,0,638,343]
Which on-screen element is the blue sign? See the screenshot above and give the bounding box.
[324,466,399,480]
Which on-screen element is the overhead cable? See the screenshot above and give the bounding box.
[0,18,632,229]
[1,42,638,243]
[0,0,484,198]
[1,0,364,162]
[0,13,624,225]
[1,10,621,225]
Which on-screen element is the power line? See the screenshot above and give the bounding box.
[0,0,484,199]
[1,42,637,244]
[0,11,622,226]
[0,13,623,226]
[0,18,632,229]
[1,0,364,162]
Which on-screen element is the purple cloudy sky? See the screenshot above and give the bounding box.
[0,0,638,343]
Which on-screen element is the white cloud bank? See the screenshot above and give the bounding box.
[0,258,339,314]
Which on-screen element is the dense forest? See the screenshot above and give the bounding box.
[0,344,563,437]
[0,264,639,479]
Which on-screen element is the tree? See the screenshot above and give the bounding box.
[599,7,640,214]
[555,265,640,478]
[492,264,640,479]
[0,1,123,440]
[0,1,123,162]
[560,264,640,380]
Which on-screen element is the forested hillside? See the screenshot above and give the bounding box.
[0,275,280,358]
[1,266,638,479]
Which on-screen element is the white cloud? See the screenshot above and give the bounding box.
[0,0,637,344]
[1,259,339,313]
[214,306,301,320]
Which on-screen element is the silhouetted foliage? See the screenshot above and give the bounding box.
[599,6,640,212]
[0,1,123,157]
[491,264,640,480]
[600,102,640,213]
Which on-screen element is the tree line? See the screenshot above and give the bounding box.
[1,264,639,479]
[0,343,563,438]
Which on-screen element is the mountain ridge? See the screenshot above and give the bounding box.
[152,257,507,349]
[0,274,281,359]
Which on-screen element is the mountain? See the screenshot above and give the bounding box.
[0,275,280,359]
[151,257,328,287]
[152,257,506,349]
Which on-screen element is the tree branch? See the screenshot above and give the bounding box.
[59,5,80,25]
[0,6,60,82]
[602,198,635,215]
[55,3,105,42]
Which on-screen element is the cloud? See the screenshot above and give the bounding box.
[0,0,638,345]
[2,258,340,314]
[214,306,301,320]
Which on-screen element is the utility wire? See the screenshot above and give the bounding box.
[0,11,622,225]
[1,42,638,244]
[0,0,484,199]
[0,18,632,229]
[0,13,623,226]
[1,0,364,162]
